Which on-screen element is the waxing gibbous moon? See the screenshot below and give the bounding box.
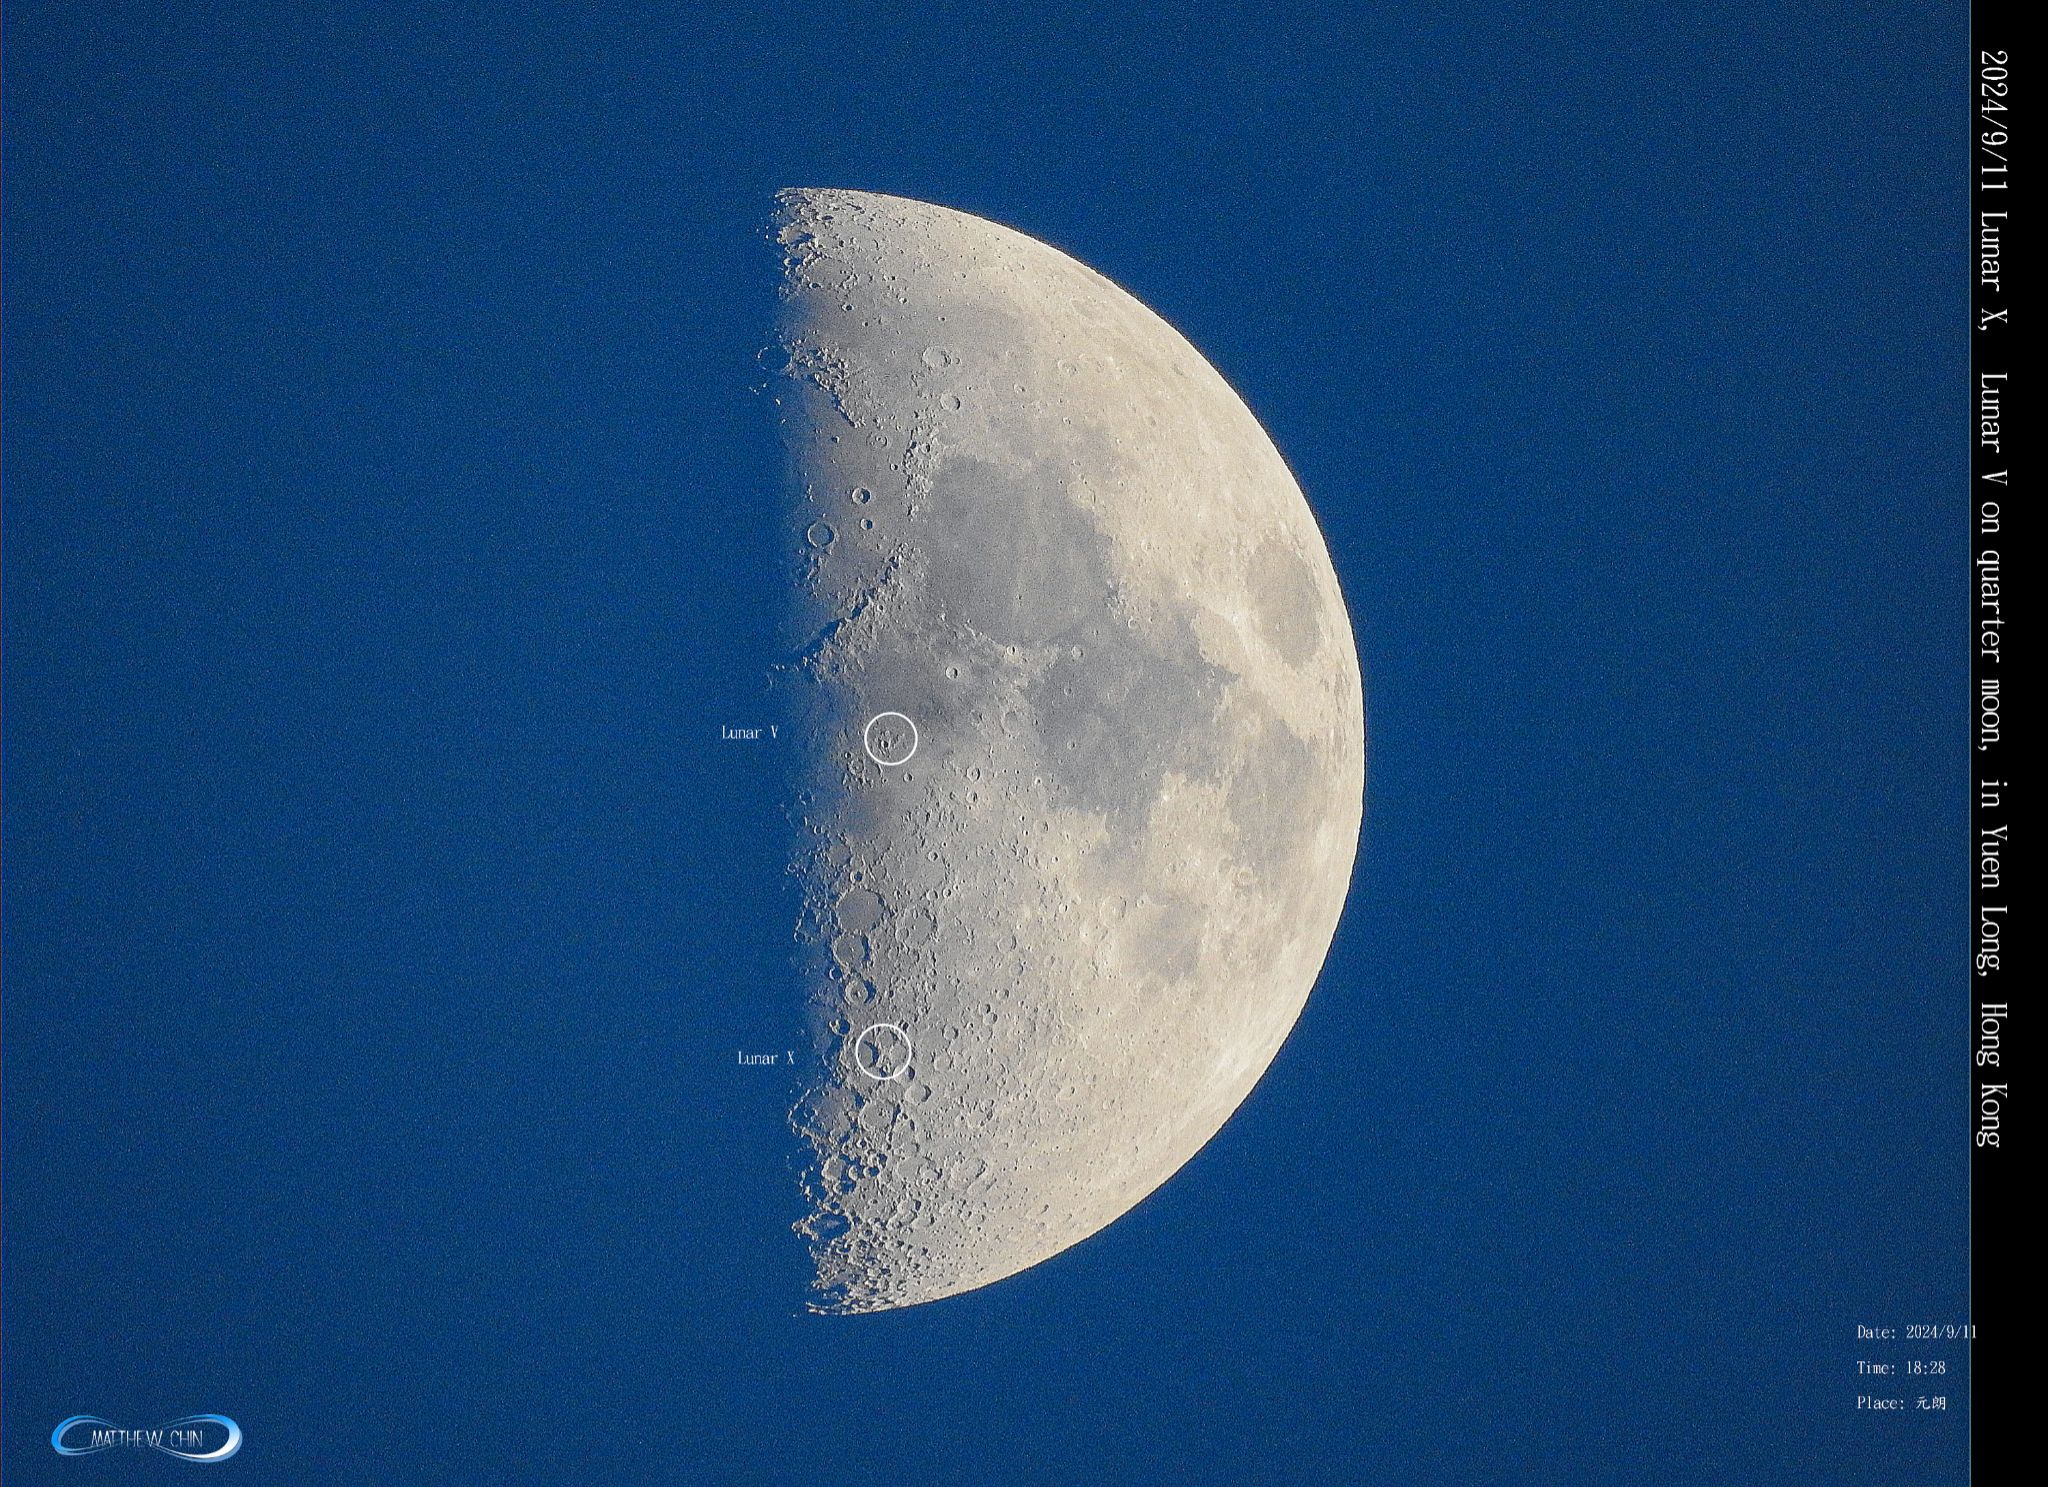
[772,188,1364,1313]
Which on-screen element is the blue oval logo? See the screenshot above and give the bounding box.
[52,1414,242,1462]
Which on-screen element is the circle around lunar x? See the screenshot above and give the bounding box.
[852,1023,913,1081]
[861,712,919,767]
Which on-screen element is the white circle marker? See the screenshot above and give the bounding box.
[862,712,919,767]
[852,1022,913,1081]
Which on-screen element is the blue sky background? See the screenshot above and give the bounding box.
[5,3,1967,1482]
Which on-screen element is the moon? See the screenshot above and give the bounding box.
[771,188,1364,1313]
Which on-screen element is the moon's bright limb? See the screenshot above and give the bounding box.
[773,188,1365,1313]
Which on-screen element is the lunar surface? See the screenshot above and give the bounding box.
[771,188,1365,1313]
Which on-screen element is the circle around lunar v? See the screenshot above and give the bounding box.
[861,712,919,767]
[852,1023,913,1081]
